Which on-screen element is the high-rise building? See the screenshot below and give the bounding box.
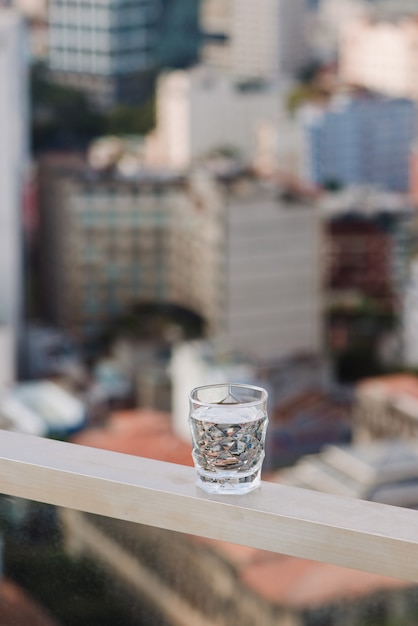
[39,161,322,363]
[340,16,418,100]
[200,0,309,80]
[299,91,416,192]
[319,188,413,369]
[217,176,322,359]
[321,189,413,308]
[47,0,161,109]
[38,159,181,342]
[0,9,29,383]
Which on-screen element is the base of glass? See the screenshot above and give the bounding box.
[195,468,261,495]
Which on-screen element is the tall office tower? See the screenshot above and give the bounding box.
[200,0,309,80]
[47,0,161,109]
[300,92,415,192]
[0,9,29,383]
[340,16,418,101]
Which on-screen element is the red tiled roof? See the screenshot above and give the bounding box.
[238,556,408,609]
[358,374,418,400]
[71,408,193,467]
[273,388,350,424]
[71,408,413,609]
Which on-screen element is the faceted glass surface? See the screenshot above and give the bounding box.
[189,383,269,494]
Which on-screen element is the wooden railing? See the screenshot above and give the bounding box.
[0,429,417,581]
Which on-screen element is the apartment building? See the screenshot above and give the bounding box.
[38,161,186,342]
[39,162,322,363]
[340,16,418,100]
[200,0,309,80]
[47,0,161,108]
[0,9,29,383]
[299,91,416,192]
[318,188,414,372]
[153,66,283,170]
[171,171,322,361]
[321,189,413,309]
[219,177,322,360]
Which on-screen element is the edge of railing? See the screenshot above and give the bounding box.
[0,429,417,582]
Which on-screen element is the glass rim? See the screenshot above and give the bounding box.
[189,382,268,408]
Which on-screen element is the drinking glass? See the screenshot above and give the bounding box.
[188,383,269,494]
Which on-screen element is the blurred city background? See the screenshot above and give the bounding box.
[3,0,418,624]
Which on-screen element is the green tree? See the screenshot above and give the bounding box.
[104,99,156,136]
[31,63,105,151]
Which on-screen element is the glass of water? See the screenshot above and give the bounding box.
[188,383,269,494]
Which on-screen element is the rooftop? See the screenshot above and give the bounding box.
[71,409,414,610]
[355,374,418,425]
[357,374,418,402]
[275,439,418,506]
[72,409,193,467]
[272,387,351,425]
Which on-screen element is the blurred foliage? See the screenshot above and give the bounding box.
[105,100,155,136]
[286,83,324,115]
[31,64,156,152]
[328,299,397,325]
[327,300,398,383]
[99,302,204,349]
[286,61,330,115]
[297,60,323,83]
[5,539,140,625]
[2,500,158,626]
[30,1,201,151]
[322,179,345,192]
[31,64,105,151]
[334,346,384,383]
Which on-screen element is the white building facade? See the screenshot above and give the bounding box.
[340,17,418,101]
[0,10,28,383]
[153,67,284,169]
[170,340,257,441]
[40,164,322,366]
[200,0,309,80]
[223,182,322,360]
